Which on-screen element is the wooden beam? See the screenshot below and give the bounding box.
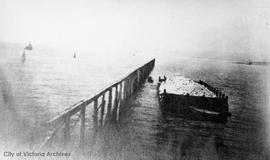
[106,88,112,122]
[99,94,106,126]
[64,115,70,143]
[112,85,119,121]
[93,98,98,131]
[79,103,86,148]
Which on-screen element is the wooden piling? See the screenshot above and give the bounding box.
[219,92,222,98]
[225,96,228,102]
[119,83,123,106]
[93,98,98,131]
[128,78,131,98]
[125,79,128,98]
[112,85,119,122]
[130,78,134,94]
[79,103,86,148]
[106,88,112,121]
[64,115,70,143]
[137,70,140,84]
[222,93,225,99]
[117,83,123,120]
[118,82,124,121]
[99,95,106,126]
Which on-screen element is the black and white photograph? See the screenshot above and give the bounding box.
[0,0,270,159]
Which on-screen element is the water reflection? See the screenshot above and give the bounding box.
[154,110,228,159]
[159,101,228,124]
[113,58,269,159]
[22,50,26,63]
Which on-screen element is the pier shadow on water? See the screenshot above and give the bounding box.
[85,82,229,160]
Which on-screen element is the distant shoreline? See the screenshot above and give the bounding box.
[233,61,270,66]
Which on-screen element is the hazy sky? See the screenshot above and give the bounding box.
[0,0,270,60]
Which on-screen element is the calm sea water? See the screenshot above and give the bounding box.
[0,42,269,159]
[117,58,270,160]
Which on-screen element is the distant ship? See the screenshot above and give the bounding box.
[247,59,253,65]
[24,42,33,50]
[234,59,269,66]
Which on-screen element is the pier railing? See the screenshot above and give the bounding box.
[40,59,155,149]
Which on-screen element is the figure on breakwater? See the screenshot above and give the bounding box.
[148,76,153,83]
[73,52,76,59]
[158,75,167,83]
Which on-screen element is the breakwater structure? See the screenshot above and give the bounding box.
[39,59,155,149]
[158,77,231,123]
[197,80,230,116]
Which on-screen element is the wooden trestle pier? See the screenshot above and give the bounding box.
[40,59,155,149]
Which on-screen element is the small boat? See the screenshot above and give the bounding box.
[24,42,33,50]
[189,106,220,115]
[187,106,227,123]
